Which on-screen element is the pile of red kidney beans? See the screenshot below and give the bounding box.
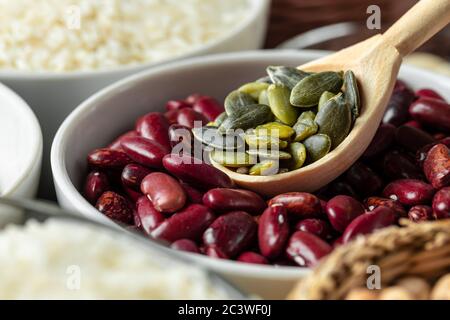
[84,80,450,268]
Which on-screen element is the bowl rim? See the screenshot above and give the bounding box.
[0,82,43,196]
[51,48,449,277]
[0,0,270,80]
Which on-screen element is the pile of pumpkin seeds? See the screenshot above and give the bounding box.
[193,66,360,176]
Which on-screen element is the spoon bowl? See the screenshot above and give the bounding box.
[213,0,450,196]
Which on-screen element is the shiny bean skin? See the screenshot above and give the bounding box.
[170,239,200,253]
[121,163,152,191]
[84,171,110,205]
[423,144,450,189]
[432,187,450,219]
[342,207,397,244]
[176,108,208,129]
[268,192,322,219]
[415,89,445,101]
[87,148,132,170]
[135,196,165,234]
[205,246,228,259]
[166,100,192,111]
[364,197,407,218]
[382,87,415,126]
[408,205,434,222]
[202,188,267,215]
[383,179,435,206]
[192,97,224,122]
[136,112,171,150]
[96,191,134,224]
[258,205,290,259]
[409,98,450,133]
[203,211,257,258]
[326,195,365,232]
[151,204,215,242]
[237,252,269,265]
[121,136,169,169]
[108,130,139,151]
[285,231,332,267]
[295,219,334,241]
[141,172,186,213]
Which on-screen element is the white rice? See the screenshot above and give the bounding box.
[0,0,249,72]
[0,219,229,299]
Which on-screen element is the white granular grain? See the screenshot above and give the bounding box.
[0,220,229,299]
[0,0,249,72]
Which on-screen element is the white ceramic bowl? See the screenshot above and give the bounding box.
[0,0,269,199]
[0,82,43,226]
[51,50,450,299]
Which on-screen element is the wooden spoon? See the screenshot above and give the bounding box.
[213,0,450,196]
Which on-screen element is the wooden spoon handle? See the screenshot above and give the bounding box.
[382,0,450,57]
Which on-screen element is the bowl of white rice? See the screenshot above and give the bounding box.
[0,0,270,198]
[0,218,243,299]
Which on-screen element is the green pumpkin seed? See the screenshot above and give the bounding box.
[236,166,250,174]
[255,122,295,140]
[245,133,288,149]
[290,71,343,107]
[343,70,361,121]
[192,126,245,150]
[266,66,310,90]
[289,142,307,170]
[238,82,270,100]
[303,134,331,162]
[247,149,292,160]
[256,76,272,84]
[293,111,318,141]
[249,160,279,176]
[218,104,273,134]
[211,150,256,167]
[214,112,228,126]
[258,90,270,105]
[267,84,299,126]
[315,93,352,149]
[224,90,256,116]
[318,91,335,111]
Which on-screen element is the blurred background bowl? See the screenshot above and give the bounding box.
[0,83,42,226]
[51,49,449,298]
[0,0,270,200]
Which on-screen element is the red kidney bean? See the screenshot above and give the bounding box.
[165,109,179,125]
[166,100,192,111]
[432,187,450,219]
[342,207,397,244]
[108,130,139,151]
[325,195,365,232]
[121,163,152,191]
[409,98,450,132]
[363,124,396,158]
[404,120,422,129]
[382,87,415,126]
[415,89,445,101]
[268,192,322,219]
[394,80,407,91]
[424,144,450,189]
[170,239,200,253]
[416,138,450,167]
[383,150,423,180]
[151,204,214,242]
[180,182,204,204]
[205,246,228,259]
[168,124,193,150]
[192,97,224,122]
[176,108,207,129]
[135,112,171,150]
[87,148,132,170]
[141,172,186,213]
[344,162,383,198]
[84,171,110,205]
[162,154,233,190]
[237,252,269,265]
[395,125,435,152]
[121,136,169,169]
[258,205,290,259]
[295,219,334,241]
[408,205,434,222]
[96,191,134,224]
[203,188,267,215]
[364,197,407,217]
[203,211,256,258]
[285,231,332,267]
[135,196,165,234]
[185,93,203,105]
[383,179,435,206]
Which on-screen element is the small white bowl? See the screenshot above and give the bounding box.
[51,50,450,299]
[0,82,43,226]
[0,0,270,198]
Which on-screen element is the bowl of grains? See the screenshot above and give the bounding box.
[0,0,269,198]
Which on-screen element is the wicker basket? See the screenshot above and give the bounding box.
[288,219,450,300]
